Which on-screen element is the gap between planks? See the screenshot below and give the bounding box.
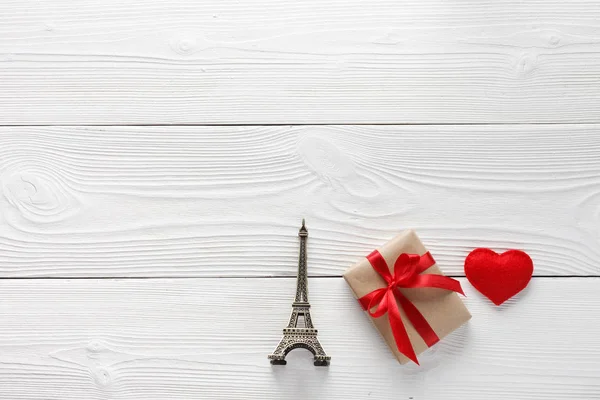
[0,275,597,280]
[0,122,597,128]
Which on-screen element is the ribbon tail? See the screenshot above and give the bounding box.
[409,274,465,296]
[395,290,439,348]
[386,290,419,365]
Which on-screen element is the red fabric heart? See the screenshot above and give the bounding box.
[464,248,533,306]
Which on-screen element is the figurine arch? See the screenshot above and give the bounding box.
[270,338,330,366]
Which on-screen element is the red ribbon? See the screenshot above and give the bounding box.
[358,250,464,365]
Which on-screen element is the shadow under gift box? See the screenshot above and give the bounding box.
[343,230,472,364]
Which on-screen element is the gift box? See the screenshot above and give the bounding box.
[343,230,471,364]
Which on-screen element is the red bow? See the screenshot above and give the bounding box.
[358,250,464,364]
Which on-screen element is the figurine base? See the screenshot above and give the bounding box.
[269,357,330,367]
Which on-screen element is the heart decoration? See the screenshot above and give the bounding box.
[464,248,534,306]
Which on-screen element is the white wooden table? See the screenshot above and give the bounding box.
[1,1,600,399]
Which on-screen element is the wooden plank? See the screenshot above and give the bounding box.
[0,277,597,399]
[1,0,600,124]
[1,125,599,277]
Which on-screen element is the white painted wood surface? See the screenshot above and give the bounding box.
[2,0,600,124]
[2,1,600,398]
[0,278,598,400]
[1,125,599,277]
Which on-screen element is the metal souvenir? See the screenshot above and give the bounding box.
[268,219,331,366]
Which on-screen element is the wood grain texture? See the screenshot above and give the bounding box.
[2,0,600,124]
[1,124,599,277]
[0,277,597,400]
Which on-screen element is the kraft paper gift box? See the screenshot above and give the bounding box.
[343,230,471,364]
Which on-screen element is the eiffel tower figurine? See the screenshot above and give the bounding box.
[268,219,331,366]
